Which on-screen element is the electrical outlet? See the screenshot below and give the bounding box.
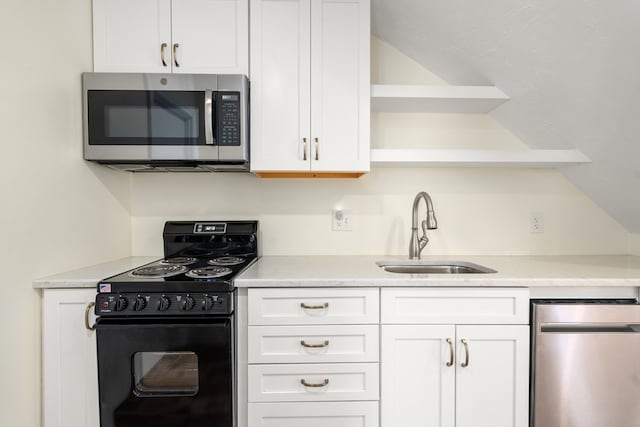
[530,213,544,233]
[332,209,353,231]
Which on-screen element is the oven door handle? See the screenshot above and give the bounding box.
[205,90,214,145]
[84,302,96,331]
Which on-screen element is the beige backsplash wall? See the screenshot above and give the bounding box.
[131,167,627,256]
[631,235,640,255]
[131,38,629,256]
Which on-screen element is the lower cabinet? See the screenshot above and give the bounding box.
[381,324,529,427]
[380,288,530,427]
[41,288,99,427]
[247,288,380,427]
[249,401,379,426]
[243,287,530,427]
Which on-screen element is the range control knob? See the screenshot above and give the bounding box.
[202,295,215,311]
[182,295,196,311]
[158,296,171,311]
[114,296,128,312]
[133,296,147,311]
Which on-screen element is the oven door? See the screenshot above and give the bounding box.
[96,317,234,427]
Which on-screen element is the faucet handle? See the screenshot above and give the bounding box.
[419,220,429,250]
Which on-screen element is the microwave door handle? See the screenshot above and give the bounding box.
[205,90,214,145]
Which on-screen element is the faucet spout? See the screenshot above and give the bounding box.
[409,191,438,260]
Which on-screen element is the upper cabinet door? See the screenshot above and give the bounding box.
[93,0,172,73]
[93,0,248,74]
[310,0,370,173]
[171,0,248,75]
[250,0,370,175]
[249,0,312,172]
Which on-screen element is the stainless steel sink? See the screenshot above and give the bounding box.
[377,260,497,274]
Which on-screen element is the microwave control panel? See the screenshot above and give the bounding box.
[216,92,241,146]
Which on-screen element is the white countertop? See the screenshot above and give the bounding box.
[33,255,640,290]
[235,255,640,288]
[33,257,157,289]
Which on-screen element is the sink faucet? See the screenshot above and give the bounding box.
[409,191,438,260]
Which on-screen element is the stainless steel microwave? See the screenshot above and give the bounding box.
[82,73,249,172]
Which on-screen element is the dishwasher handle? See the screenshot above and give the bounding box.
[541,324,640,333]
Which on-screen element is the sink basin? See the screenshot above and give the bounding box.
[377,260,497,274]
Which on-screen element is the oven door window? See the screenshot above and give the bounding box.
[133,351,198,396]
[87,90,206,145]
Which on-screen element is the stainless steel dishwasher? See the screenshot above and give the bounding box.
[531,299,640,427]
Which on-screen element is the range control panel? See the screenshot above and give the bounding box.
[96,292,233,317]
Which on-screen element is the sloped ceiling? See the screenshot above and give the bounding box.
[372,0,640,232]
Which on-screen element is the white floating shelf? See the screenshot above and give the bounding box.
[370,149,591,168]
[371,84,510,113]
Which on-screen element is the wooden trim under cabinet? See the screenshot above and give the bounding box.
[254,171,366,179]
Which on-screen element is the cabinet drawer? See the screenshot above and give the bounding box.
[248,363,379,402]
[248,325,379,363]
[381,288,529,324]
[248,401,379,427]
[248,288,379,325]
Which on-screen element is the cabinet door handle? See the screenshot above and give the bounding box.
[314,137,319,161]
[160,43,168,67]
[300,302,329,310]
[302,137,308,161]
[84,302,96,331]
[301,379,329,388]
[173,43,180,67]
[460,339,469,367]
[301,340,329,348]
[445,338,454,367]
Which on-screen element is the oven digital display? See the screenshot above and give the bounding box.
[194,223,227,234]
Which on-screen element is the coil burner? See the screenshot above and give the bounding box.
[129,264,188,278]
[208,256,245,267]
[185,266,233,279]
[161,257,198,266]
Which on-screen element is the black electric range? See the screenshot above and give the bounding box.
[95,220,258,317]
[94,220,256,427]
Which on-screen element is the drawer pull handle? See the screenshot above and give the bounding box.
[301,379,329,388]
[300,340,329,348]
[445,338,454,367]
[461,339,470,368]
[300,302,329,310]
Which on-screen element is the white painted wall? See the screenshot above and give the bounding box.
[131,38,629,257]
[0,1,131,426]
[630,234,640,256]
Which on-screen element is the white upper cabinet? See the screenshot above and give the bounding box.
[250,0,370,177]
[93,0,248,74]
[171,0,248,74]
